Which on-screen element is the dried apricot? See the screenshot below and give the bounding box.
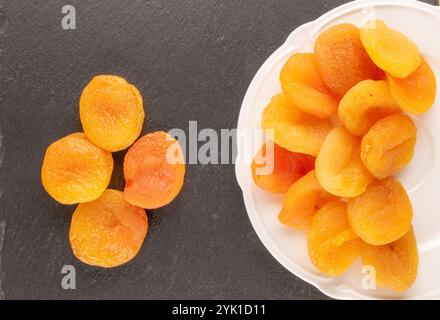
[361,228,418,292]
[361,114,416,179]
[280,53,338,118]
[124,131,185,209]
[41,133,113,205]
[348,178,413,246]
[360,20,421,78]
[69,189,148,268]
[338,80,401,136]
[278,170,337,230]
[251,143,314,194]
[387,58,437,114]
[308,201,361,276]
[80,75,145,152]
[315,23,384,98]
[261,94,332,156]
[315,127,373,197]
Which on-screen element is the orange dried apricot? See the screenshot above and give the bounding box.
[308,201,361,276]
[280,53,338,118]
[278,170,337,231]
[261,94,332,156]
[80,75,145,152]
[387,58,437,114]
[124,131,185,209]
[315,23,384,98]
[315,127,373,198]
[360,20,421,79]
[69,189,148,268]
[361,114,416,179]
[251,143,314,194]
[348,178,413,246]
[41,133,113,205]
[361,228,418,292]
[338,80,401,136]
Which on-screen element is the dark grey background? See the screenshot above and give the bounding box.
[0,0,436,300]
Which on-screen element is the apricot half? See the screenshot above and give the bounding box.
[315,127,373,198]
[80,75,145,152]
[348,178,413,246]
[361,228,418,292]
[308,201,361,276]
[280,53,338,118]
[124,131,185,209]
[69,189,148,268]
[251,143,314,194]
[41,133,113,205]
[388,58,437,114]
[315,23,384,98]
[361,114,416,179]
[360,20,421,78]
[338,80,401,136]
[261,94,332,156]
[278,170,337,231]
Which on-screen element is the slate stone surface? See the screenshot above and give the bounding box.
[0,0,436,300]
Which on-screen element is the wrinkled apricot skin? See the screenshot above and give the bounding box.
[80,75,145,152]
[315,127,373,198]
[315,24,384,98]
[261,94,332,156]
[278,170,337,231]
[361,228,418,292]
[41,133,113,205]
[69,189,148,268]
[338,80,401,136]
[388,58,437,114]
[348,178,413,246]
[124,131,185,209]
[251,143,314,194]
[280,53,339,118]
[361,114,416,179]
[360,20,421,79]
[308,201,361,276]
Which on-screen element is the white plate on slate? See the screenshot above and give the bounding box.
[235,0,440,299]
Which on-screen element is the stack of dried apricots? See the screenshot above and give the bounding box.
[252,20,436,292]
[41,75,185,268]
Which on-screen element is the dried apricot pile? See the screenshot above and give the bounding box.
[42,75,185,268]
[252,19,436,293]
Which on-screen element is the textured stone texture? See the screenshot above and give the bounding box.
[0,0,435,299]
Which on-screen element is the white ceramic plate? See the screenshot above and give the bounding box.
[235,0,440,299]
